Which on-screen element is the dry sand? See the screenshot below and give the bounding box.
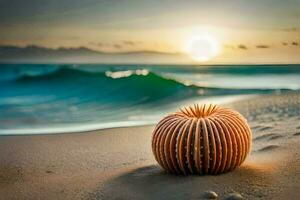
[0,93,300,200]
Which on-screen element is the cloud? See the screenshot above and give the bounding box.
[237,44,247,50]
[90,41,143,49]
[90,42,110,47]
[282,27,299,32]
[256,45,270,49]
[123,41,135,45]
[89,42,123,49]
[223,44,248,50]
[122,40,142,46]
[281,42,299,46]
[113,44,122,49]
[96,42,104,47]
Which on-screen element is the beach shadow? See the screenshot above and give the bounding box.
[88,164,272,200]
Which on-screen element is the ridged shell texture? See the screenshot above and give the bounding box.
[152,104,252,175]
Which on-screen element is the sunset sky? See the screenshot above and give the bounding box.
[0,0,299,63]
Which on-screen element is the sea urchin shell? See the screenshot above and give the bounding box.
[152,104,252,175]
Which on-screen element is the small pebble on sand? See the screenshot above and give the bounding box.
[225,192,243,200]
[203,190,218,199]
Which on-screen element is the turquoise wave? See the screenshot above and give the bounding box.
[0,64,298,134]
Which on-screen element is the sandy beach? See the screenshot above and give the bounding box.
[0,93,300,200]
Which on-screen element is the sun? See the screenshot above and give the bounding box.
[184,35,220,62]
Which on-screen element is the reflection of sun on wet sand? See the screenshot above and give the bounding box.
[0,93,299,200]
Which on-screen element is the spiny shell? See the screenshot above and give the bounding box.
[152,103,252,175]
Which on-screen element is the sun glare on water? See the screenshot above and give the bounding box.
[185,35,220,62]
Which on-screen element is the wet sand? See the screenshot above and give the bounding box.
[0,93,300,200]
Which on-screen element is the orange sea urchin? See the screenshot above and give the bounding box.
[152,104,252,175]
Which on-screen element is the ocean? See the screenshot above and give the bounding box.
[0,64,299,135]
